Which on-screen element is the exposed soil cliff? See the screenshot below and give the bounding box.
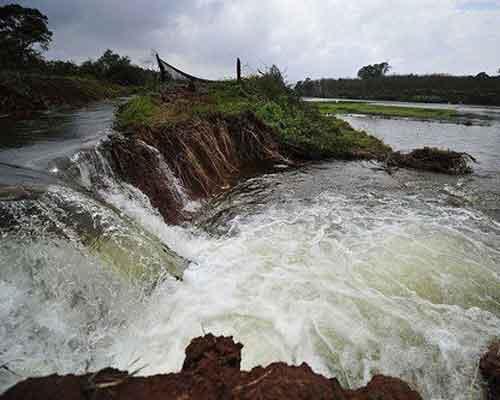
[107,111,287,224]
[480,341,500,400]
[108,82,476,225]
[1,334,424,400]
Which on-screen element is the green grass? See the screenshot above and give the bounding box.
[317,101,459,120]
[195,76,391,158]
[116,71,392,159]
[115,95,159,130]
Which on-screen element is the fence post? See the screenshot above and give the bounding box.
[237,58,241,82]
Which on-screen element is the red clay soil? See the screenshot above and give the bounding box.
[480,341,500,400]
[2,334,423,400]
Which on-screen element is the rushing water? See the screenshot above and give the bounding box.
[1,102,499,399]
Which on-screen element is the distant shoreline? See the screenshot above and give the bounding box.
[296,75,500,107]
[313,100,493,124]
[0,71,137,119]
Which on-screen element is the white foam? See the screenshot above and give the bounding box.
[104,191,500,400]
[2,162,500,399]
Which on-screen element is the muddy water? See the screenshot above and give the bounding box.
[0,102,499,399]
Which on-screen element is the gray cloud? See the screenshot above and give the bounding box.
[8,0,500,81]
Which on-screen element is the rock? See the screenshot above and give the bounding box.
[1,334,423,400]
[480,341,500,399]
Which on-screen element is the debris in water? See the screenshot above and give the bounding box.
[386,147,477,175]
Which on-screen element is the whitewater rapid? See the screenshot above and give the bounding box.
[105,163,500,400]
[1,103,500,399]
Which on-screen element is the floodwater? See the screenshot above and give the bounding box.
[0,100,499,399]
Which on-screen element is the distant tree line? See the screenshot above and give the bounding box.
[296,62,500,106]
[0,3,157,87]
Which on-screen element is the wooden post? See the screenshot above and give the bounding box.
[156,53,166,83]
[236,58,241,82]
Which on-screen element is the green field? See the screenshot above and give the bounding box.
[317,101,460,121]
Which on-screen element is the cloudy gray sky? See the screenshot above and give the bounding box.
[9,0,500,81]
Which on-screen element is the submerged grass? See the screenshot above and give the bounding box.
[116,69,391,159]
[317,101,459,121]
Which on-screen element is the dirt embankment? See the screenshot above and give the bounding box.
[1,334,424,400]
[480,341,500,400]
[0,72,131,118]
[107,110,289,224]
[107,91,476,225]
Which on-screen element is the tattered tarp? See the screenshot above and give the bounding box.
[156,54,213,83]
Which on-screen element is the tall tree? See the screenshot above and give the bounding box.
[357,62,391,80]
[0,4,52,69]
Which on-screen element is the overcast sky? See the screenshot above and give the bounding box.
[8,0,500,81]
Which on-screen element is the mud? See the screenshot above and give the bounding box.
[1,334,424,400]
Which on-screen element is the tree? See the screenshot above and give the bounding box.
[357,62,391,80]
[44,60,79,76]
[80,49,152,86]
[295,77,316,97]
[0,4,53,69]
[98,49,131,71]
[475,72,490,80]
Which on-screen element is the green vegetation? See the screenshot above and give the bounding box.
[357,62,391,80]
[0,4,158,116]
[115,95,159,130]
[317,101,460,121]
[0,70,136,117]
[0,4,157,87]
[77,49,157,87]
[116,67,391,159]
[295,74,500,106]
[0,4,52,69]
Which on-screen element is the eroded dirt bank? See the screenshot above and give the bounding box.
[106,84,475,225]
[106,111,286,224]
[480,341,500,400]
[1,334,425,400]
